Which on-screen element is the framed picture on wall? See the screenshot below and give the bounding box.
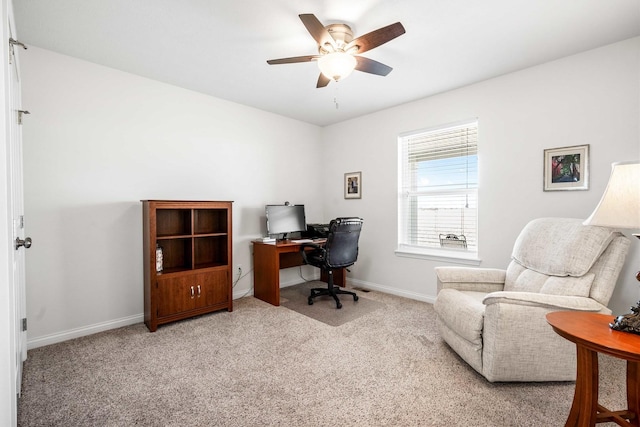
[543,144,589,191]
[344,172,362,199]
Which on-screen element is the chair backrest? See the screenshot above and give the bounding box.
[504,217,630,306]
[324,217,363,269]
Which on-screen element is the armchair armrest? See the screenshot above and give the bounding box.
[435,266,506,293]
[482,291,609,313]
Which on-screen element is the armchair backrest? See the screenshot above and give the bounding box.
[504,218,630,306]
[324,217,363,269]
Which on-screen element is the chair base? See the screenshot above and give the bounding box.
[308,285,358,309]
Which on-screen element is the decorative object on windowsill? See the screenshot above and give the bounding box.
[543,144,590,191]
[439,233,467,249]
[344,171,362,199]
[583,160,640,334]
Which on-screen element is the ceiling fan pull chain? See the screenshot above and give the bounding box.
[334,84,339,109]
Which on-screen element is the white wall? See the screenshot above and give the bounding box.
[321,37,640,314]
[21,47,323,346]
[20,37,640,346]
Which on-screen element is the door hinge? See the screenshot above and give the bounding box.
[18,110,30,125]
[8,38,27,65]
[21,318,27,332]
[9,38,27,50]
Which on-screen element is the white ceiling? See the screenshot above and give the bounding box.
[12,0,640,127]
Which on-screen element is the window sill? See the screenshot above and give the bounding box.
[395,247,481,266]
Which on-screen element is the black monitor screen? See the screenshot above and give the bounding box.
[265,204,306,236]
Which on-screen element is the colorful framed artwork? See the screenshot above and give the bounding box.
[543,144,589,191]
[344,172,362,199]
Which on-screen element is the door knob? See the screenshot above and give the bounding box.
[15,237,32,250]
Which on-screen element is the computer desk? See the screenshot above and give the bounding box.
[252,239,345,306]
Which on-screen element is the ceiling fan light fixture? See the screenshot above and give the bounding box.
[318,52,357,82]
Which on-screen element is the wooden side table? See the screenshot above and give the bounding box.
[547,311,640,427]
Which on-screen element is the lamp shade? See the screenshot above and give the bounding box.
[318,52,357,82]
[583,161,640,229]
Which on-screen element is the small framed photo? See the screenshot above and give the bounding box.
[344,172,362,199]
[543,144,589,191]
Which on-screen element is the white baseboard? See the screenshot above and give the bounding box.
[27,313,144,350]
[348,278,437,304]
[28,278,434,349]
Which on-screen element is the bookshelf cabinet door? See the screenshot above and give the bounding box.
[196,270,229,309]
[156,276,196,317]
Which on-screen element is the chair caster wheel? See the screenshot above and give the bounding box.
[354,295,359,301]
[308,298,314,305]
[337,302,342,309]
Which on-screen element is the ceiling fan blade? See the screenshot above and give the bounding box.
[316,73,331,88]
[346,22,405,54]
[354,56,393,76]
[267,55,319,65]
[299,14,334,48]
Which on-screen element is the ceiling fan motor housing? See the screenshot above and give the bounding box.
[326,24,354,49]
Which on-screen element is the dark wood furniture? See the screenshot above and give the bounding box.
[252,239,345,306]
[142,200,233,332]
[546,311,640,426]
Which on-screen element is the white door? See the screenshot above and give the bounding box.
[7,6,28,396]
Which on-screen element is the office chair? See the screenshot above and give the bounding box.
[300,217,363,309]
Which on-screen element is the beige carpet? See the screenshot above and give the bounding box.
[280,281,385,326]
[18,288,626,426]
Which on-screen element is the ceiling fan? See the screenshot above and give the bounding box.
[267,14,406,88]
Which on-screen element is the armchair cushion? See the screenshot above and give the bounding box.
[435,267,505,293]
[539,273,595,297]
[434,289,485,345]
[511,217,617,277]
[506,267,548,293]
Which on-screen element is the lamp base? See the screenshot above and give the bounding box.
[610,301,640,335]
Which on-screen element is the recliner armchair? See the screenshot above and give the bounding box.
[301,217,363,309]
[434,217,629,382]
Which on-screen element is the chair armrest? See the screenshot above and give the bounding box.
[482,291,609,313]
[299,243,324,264]
[435,266,506,293]
[300,242,323,251]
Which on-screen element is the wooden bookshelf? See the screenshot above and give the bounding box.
[142,200,233,331]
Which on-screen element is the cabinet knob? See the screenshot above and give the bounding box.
[197,285,201,297]
[190,286,195,298]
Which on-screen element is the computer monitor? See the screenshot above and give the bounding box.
[265,204,306,238]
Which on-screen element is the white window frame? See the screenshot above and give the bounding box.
[396,119,481,265]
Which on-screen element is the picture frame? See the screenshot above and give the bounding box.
[344,172,362,199]
[543,144,589,191]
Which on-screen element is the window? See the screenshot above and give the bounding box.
[397,120,479,262]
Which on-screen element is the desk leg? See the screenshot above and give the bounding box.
[253,243,280,306]
[566,345,598,427]
[628,361,640,426]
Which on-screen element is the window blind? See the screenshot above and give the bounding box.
[398,121,478,253]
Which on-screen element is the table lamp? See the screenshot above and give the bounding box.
[583,161,640,333]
